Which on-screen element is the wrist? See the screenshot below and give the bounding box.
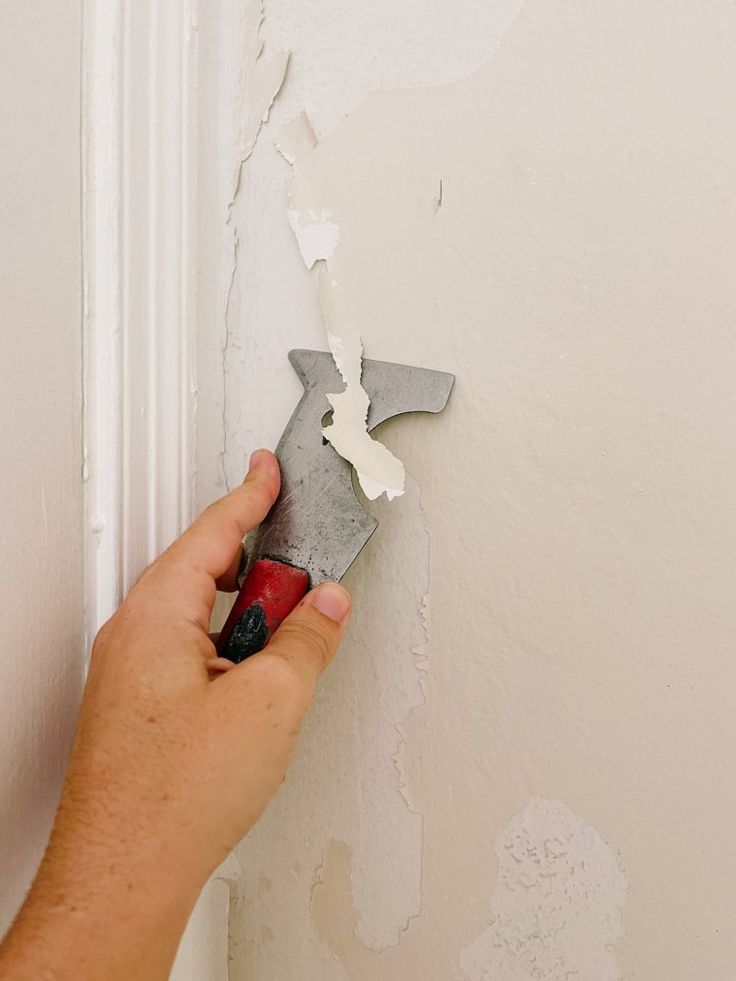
[0,833,204,981]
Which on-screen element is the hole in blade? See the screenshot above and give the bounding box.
[321,408,334,446]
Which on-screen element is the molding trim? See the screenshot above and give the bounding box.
[81,4,211,977]
[82,0,198,645]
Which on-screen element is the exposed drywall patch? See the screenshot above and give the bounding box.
[311,839,374,976]
[461,798,628,981]
[309,835,434,979]
[228,0,289,211]
[278,113,406,501]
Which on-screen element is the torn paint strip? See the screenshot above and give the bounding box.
[320,272,405,501]
[278,112,406,501]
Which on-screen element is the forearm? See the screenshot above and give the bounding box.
[0,830,202,980]
[0,453,350,978]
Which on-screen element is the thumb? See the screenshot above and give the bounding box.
[203,584,352,842]
[263,581,352,683]
[214,582,352,707]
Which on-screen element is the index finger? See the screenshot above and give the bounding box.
[170,450,281,580]
[123,452,280,638]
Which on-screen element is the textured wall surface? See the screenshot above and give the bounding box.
[0,0,85,936]
[195,0,736,978]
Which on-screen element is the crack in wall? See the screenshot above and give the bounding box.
[226,0,289,217]
[220,232,240,492]
[218,0,289,493]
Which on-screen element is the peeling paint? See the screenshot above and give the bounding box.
[228,0,289,213]
[228,476,429,976]
[260,0,527,135]
[286,208,340,269]
[278,113,406,501]
[275,109,317,164]
[198,0,736,978]
[461,799,628,981]
[311,840,366,967]
[216,0,290,496]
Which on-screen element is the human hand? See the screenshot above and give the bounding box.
[0,449,351,980]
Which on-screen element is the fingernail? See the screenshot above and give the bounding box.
[310,582,351,623]
[249,449,270,470]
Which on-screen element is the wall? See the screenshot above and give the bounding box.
[195,1,736,978]
[0,1,85,936]
[2,0,728,975]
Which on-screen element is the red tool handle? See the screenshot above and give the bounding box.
[216,558,311,664]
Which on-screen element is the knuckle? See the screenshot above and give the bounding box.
[252,653,306,704]
[244,651,311,719]
[91,617,115,654]
[276,620,333,671]
[96,614,115,640]
[237,480,271,517]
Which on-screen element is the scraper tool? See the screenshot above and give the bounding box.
[216,349,454,663]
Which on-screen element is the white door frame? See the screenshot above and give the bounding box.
[82,1,217,977]
[82,0,198,645]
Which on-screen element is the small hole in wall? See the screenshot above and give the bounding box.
[321,409,334,446]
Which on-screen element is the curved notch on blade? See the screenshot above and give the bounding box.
[249,350,454,584]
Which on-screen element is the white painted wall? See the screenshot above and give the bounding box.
[192,1,736,979]
[3,1,730,977]
[0,0,85,936]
